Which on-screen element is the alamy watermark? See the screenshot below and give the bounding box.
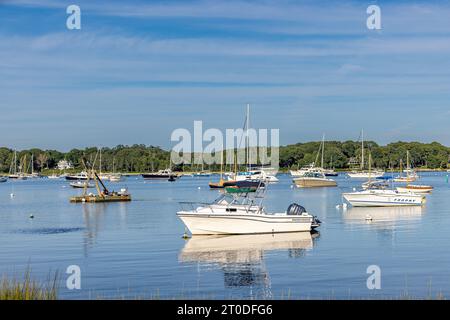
[66,265,81,290]
[366,5,381,30]
[366,265,381,290]
[170,121,279,172]
[66,4,81,30]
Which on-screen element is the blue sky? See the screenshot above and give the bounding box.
[1,0,450,151]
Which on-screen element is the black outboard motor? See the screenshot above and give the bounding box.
[287,203,307,215]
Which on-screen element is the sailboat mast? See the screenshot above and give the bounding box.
[246,103,250,169]
[321,134,325,168]
[14,151,17,175]
[361,129,364,171]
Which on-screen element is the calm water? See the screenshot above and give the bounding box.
[1,173,450,299]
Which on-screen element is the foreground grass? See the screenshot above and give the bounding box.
[0,270,58,300]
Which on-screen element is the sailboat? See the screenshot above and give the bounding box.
[395,151,433,193]
[324,156,338,176]
[228,104,278,183]
[347,130,384,179]
[109,157,122,182]
[97,149,111,181]
[292,135,337,188]
[8,151,27,179]
[209,150,227,188]
[393,151,418,182]
[343,154,426,207]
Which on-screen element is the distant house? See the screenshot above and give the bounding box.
[57,160,73,170]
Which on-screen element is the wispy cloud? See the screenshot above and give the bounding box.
[1,0,450,148]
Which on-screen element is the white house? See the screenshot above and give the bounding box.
[57,159,73,170]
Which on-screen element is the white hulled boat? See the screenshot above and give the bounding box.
[343,189,425,207]
[347,130,384,179]
[177,187,321,235]
[343,153,426,207]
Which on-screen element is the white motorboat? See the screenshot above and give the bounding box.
[290,164,318,177]
[70,181,94,188]
[0,176,7,183]
[47,174,60,179]
[142,169,178,180]
[347,171,385,179]
[293,171,337,188]
[230,169,278,183]
[66,171,89,181]
[342,189,425,207]
[177,191,321,235]
[109,174,122,182]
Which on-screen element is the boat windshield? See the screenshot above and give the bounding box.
[304,172,325,178]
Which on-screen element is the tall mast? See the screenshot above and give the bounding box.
[407,150,411,170]
[321,133,325,169]
[361,129,364,171]
[14,151,17,175]
[246,103,250,168]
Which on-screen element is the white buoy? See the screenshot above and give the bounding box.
[29,214,34,219]
[352,187,356,191]
[10,193,14,198]
[290,185,294,189]
[198,187,201,190]
[335,204,340,209]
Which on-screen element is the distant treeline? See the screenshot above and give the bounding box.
[1,141,449,173]
[280,141,450,170]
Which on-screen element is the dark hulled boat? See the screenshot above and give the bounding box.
[142,169,178,180]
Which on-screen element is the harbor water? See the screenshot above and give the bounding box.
[1,172,450,299]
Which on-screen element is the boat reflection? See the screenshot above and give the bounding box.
[81,202,129,256]
[179,232,318,297]
[343,206,424,227]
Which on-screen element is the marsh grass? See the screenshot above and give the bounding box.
[0,269,59,300]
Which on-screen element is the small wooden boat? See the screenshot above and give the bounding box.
[396,185,433,194]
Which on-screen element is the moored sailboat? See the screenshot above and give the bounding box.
[347,130,384,178]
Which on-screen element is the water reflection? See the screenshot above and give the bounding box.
[343,206,424,228]
[81,202,129,256]
[179,232,318,298]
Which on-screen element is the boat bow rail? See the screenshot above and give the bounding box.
[179,201,213,212]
